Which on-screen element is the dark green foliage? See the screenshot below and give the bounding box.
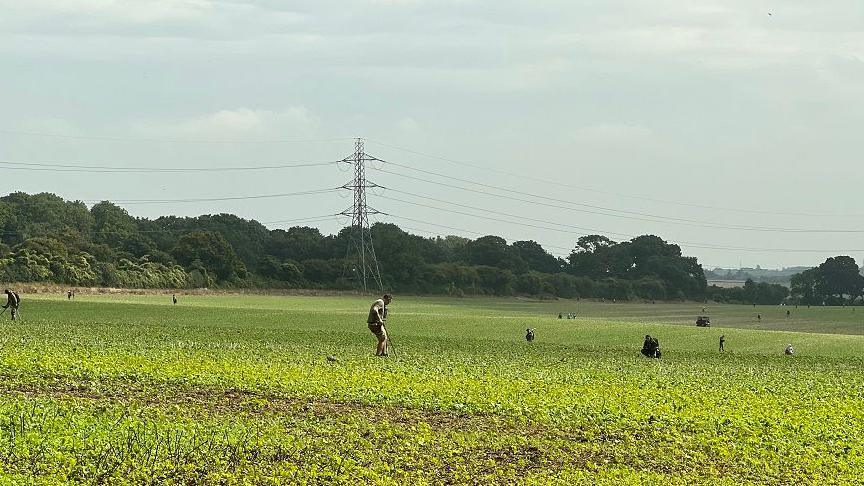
[565,234,707,300]
[172,232,247,283]
[710,279,790,305]
[0,192,720,298]
[301,259,343,285]
[512,240,562,274]
[790,257,864,305]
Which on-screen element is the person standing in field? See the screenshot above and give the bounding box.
[368,294,393,357]
[719,335,725,352]
[172,294,178,305]
[3,289,19,320]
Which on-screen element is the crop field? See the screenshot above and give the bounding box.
[0,294,862,484]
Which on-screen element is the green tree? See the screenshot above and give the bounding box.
[266,227,331,262]
[818,256,863,303]
[172,231,246,283]
[790,268,819,305]
[461,236,527,274]
[512,240,561,274]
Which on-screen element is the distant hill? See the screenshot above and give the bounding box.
[705,266,813,286]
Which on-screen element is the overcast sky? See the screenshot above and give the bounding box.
[1,0,863,269]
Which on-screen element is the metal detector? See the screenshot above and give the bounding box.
[384,323,397,358]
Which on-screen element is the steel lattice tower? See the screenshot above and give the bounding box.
[340,138,384,292]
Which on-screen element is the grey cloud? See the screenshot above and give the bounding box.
[2,0,864,267]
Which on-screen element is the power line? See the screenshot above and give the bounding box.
[0,188,339,206]
[113,188,341,205]
[260,215,344,226]
[386,213,573,256]
[0,159,340,173]
[0,129,353,145]
[396,225,569,258]
[371,162,864,234]
[379,193,633,238]
[366,139,862,218]
[377,192,864,254]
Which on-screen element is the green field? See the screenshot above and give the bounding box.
[1,294,862,484]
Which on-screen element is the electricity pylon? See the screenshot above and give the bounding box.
[339,138,384,292]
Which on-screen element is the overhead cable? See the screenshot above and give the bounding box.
[0,129,353,144]
[0,159,339,173]
[0,188,339,206]
[377,193,864,254]
[371,163,864,234]
[366,139,861,218]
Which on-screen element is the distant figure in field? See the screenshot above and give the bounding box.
[525,328,535,342]
[757,313,762,321]
[786,310,790,318]
[641,334,661,359]
[785,344,794,356]
[702,306,706,313]
[558,312,562,319]
[172,294,178,305]
[67,290,72,300]
[719,335,725,352]
[367,294,393,357]
[3,289,20,321]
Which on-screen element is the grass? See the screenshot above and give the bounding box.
[0,293,862,484]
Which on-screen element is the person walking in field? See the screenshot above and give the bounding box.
[3,289,20,320]
[368,294,393,357]
[719,335,725,352]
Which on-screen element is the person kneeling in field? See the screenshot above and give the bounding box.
[641,334,661,359]
[367,294,393,357]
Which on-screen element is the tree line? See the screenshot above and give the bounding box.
[789,256,864,305]
[2,191,857,304]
